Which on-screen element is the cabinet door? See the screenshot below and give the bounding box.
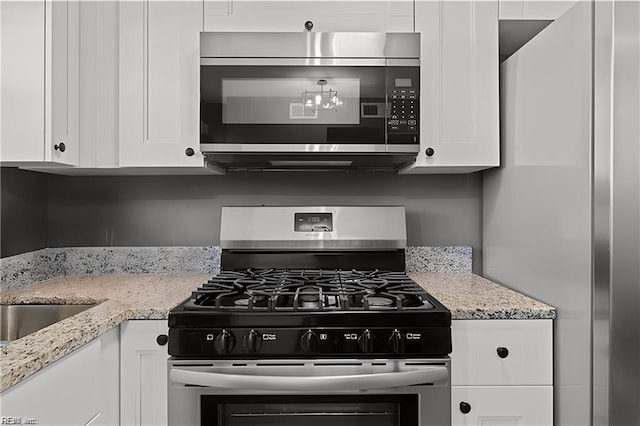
[98,327,121,426]
[48,0,80,166]
[119,1,205,167]
[204,0,413,32]
[452,386,553,426]
[0,338,102,425]
[0,0,79,166]
[401,0,499,173]
[1,1,45,163]
[120,320,169,426]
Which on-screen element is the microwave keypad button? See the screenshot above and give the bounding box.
[388,87,418,133]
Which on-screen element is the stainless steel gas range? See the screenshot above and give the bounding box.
[168,206,452,426]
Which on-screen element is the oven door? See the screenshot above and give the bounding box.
[199,60,420,158]
[168,358,450,426]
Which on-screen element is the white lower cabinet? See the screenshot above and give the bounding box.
[0,327,119,426]
[452,386,553,425]
[450,319,554,425]
[120,320,169,426]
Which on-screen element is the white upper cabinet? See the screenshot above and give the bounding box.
[400,0,499,174]
[204,0,414,33]
[1,0,79,167]
[499,0,578,20]
[118,0,207,168]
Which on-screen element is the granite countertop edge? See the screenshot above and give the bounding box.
[0,272,555,392]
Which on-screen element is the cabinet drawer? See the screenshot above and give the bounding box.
[451,319,552,385]
[452,385,553,426]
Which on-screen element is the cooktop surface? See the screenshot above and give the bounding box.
[169,269,452,358]
[184,269,434,312]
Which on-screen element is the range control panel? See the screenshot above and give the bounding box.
[169,327,451,359]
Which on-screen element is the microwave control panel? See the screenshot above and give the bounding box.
[386,72,419,142]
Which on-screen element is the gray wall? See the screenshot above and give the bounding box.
[48,172,483,270]
[3,170,483,271]
[0,168,48,257]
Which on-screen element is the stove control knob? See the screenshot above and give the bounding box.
[300,329,319,353]
[358,329,376,353]
[244,329,262,354]
[388,329,405,354]
[214,330,236,355]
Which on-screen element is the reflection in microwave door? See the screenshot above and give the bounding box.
[290,103,318,120]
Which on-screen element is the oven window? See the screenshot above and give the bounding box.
[200,395,418,426]
[200,65,419,145]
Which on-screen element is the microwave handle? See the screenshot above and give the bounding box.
[170,366,448,392]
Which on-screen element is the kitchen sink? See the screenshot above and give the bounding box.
[0,304,95,345]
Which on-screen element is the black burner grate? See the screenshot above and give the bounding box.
[185,269,434,312]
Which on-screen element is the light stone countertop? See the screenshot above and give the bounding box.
[409,272,556,320]
[0,273,208,392]
[0,272,555,392]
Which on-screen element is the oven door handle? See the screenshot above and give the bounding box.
[170,367,448,391]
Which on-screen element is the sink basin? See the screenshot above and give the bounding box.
[0,304,95,345]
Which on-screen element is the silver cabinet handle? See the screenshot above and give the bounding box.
[170,367,448,391]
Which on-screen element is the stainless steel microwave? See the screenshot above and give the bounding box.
[199,32,420,171]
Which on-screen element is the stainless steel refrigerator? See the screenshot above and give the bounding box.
[483,1,639,425]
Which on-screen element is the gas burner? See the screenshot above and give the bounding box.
[298,286,321,308]
[366,296,394,307]
[233,298,249,307]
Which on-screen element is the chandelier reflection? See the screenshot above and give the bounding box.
[301,79,342,111]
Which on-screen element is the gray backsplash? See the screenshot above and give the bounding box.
[0,168,48,257]
[0,246,471,291]
[41,172,480,264]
